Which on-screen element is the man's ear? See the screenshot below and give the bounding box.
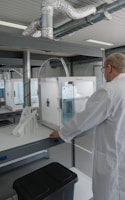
[107,64,112,73]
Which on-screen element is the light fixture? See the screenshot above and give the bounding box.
[86,39,114,46]
[0,20,27,30]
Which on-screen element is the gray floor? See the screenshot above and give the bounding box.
[0,160,93,200]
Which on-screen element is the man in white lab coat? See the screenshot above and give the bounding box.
[50,52,125,200]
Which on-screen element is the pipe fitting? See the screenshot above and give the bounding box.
[23,18,41,36]
[97,3,112,20]
[103,6,112,20]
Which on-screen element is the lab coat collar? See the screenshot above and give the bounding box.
[112,73,125,81]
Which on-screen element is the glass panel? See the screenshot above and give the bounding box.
[14,81,24,105]
[61,80,95,125]
[31,80,38,103]
[0,81,5,98]
[61,82,74,125]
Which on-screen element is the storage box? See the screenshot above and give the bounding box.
[13,162,78,200]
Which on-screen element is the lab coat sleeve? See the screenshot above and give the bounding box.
[59,87,111,142]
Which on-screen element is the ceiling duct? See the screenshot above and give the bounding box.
[23,0,125,40]
[54,0,125,39]
[23,0,96,39]
[22,18,42,37]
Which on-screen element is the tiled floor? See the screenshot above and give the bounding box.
[71,167,93,200]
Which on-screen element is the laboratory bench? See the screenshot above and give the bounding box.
[0,122,63,173]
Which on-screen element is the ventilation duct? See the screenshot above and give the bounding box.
[23,0,125,40]
[54,0,125,39]
[23,0,96,39]
[41,0,96,39]
[23,18,42,37]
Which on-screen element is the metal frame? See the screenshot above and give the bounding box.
[0,57,44,67]
[0,110,22,123]
[0,137,63,173]
[0,32,102,58]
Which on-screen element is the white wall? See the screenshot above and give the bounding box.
[73,61,102,76]
[32,62,68,78]
[73,61,104,89]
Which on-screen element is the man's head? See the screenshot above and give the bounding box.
[104,53,125,82]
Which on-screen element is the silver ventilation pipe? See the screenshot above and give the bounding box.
[41,0,96,39]
[23,0,96,39]
[54,0,125,39]
[23,18,42,36]
[41,0,96,20]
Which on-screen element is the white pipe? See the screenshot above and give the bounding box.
[9,68,23,77]
[38,57,70,81]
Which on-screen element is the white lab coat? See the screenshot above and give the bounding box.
[59,74,125,200]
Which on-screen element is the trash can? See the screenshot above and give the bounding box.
[13,162,78,200]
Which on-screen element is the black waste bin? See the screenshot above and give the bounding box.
[13,162,78,200]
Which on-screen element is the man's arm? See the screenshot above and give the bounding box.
[50,130,59,138]
[50,87,111,142]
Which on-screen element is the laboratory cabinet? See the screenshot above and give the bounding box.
[39,76,96,130]
[5,78,39,111]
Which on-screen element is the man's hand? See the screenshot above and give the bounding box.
[49,130,60,138]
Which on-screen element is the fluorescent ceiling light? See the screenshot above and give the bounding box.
[86,39,114,46]
[0,20,27,30]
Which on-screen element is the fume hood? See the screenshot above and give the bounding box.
[39,76,96,130]
[5,78,39,111]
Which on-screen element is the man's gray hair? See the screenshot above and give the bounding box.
[105,53,125,72]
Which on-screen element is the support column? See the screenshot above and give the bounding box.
[23,50,31,107]
[102,49,106,83]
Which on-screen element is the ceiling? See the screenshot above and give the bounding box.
[0,0,125,51]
